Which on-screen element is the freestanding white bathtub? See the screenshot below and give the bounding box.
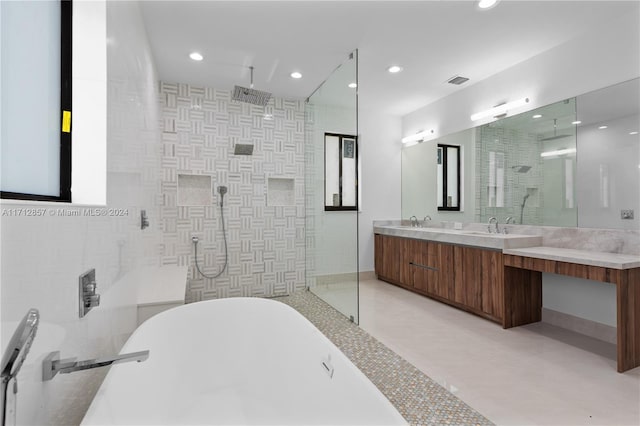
[81,297,406,425]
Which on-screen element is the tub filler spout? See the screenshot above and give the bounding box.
[42,350,149,381]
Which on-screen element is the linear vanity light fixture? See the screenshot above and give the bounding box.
[540,148,576,158]
[402,129,434,146]
[470,97,529,121]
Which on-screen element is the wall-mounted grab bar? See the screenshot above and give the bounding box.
[42,350,149,381]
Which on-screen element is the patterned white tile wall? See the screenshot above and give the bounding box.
[158,82,306,301]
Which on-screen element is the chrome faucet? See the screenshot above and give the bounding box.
[487,217,499,233]
[42,350,149,381]
[409,216,419,227]
[502,216,515,234]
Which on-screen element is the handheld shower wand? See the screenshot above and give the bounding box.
[520,193,531,225]
[218,185,227,207]
[193,186,228,279]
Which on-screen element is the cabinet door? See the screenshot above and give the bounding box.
[480,249,504,320]
[453,246,483,311]
[453,246,503,320]
[435,243,455,299]
[374,234,401,284]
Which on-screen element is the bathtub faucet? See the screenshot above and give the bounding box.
[42,350,149,381]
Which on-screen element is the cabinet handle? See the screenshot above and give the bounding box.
[409,262,438,272]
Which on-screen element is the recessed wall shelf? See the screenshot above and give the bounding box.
[267,178,295,206]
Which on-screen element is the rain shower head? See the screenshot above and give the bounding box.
[512,165,531,173]
[231,66,272,106]
[232,86,272,106]
[540,118,572,141]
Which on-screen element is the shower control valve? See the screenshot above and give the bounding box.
[79,269,100,318]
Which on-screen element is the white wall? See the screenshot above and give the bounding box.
[0,2,161,424]
[399,12,639,328]
[402,13,639,144]
[358,107,402,272]
[577,114,640,230]
[401,128,475,224]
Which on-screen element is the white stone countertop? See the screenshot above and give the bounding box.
[374,225,542,250]
[503,246,640,270]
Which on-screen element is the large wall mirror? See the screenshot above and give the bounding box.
[401,77,639,230]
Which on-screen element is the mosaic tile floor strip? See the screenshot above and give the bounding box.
[276,290,493,426]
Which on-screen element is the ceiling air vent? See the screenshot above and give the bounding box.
[447,75,469,85]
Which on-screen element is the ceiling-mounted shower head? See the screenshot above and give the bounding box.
[232,66,272,106]
[540,118,572,141]
[512,165,531,173]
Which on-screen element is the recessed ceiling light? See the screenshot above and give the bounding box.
[290,71,302,79]
[630,131,639,135]
[532,114,542,119]
[348,82,357,89]
[189,52,203,61]
[598,125,608,130]
[387,65,403,74]
[572,120,582,125]
[478,0,499,9]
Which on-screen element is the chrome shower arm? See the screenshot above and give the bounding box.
[42,350,149,381]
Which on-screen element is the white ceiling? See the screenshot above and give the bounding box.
[140,1,639,117]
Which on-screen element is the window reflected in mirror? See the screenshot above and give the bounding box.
[437,144,461,211]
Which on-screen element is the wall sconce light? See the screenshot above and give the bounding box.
[470,97,530,121]
[401,129,435,146]
[540,148,576,157]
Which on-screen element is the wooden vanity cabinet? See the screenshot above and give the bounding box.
[453,246,504,322]
[402,238,454,299]
[374,234,402,284]
[374,234,504,323]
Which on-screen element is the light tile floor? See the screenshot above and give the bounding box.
[359,278,640,426]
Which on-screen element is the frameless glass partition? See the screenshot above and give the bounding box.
[304,51,359,323]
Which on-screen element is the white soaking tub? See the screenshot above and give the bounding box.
[81,297,406,425]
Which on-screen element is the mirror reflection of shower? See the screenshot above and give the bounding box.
[520,193,531,224]
[512,165,532,224]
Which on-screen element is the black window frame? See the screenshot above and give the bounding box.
[437,143,461,212]
[1,0,72,202]
[324,132,358,212]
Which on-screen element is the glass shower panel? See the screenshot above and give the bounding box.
[304,51,359,323]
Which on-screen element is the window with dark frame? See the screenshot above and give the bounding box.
[324,133,358,211]
[0,0,72,202]
[437,144,461,211]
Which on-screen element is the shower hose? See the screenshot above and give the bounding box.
[193,200,228,279]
